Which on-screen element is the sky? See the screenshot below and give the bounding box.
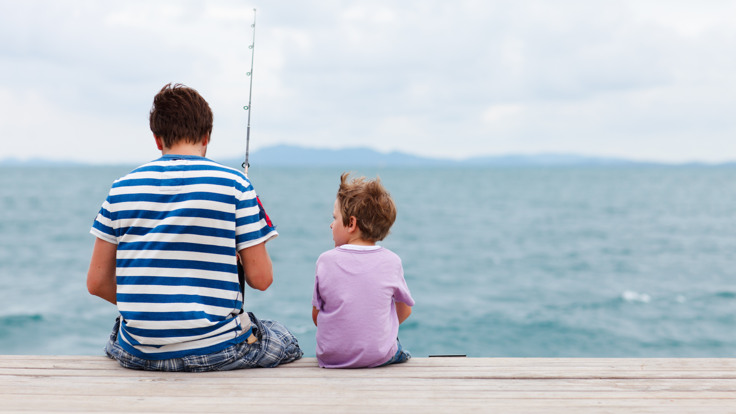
[1,0,735,164]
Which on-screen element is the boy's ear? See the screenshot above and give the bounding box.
[347,216,358,232]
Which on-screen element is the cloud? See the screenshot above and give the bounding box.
[1,0,735,163]
[482,104,524,124]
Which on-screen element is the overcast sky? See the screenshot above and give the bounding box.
[2,0,735,164]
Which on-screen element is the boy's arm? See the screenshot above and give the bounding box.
[312,306,319,326]
[238,242,273,291]
[87,238,117,304]
[396,301,412,324]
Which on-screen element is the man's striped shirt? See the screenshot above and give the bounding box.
[90,155,277,360]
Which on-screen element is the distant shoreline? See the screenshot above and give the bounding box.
[2,144,734,168]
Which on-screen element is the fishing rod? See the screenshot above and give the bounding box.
[237,9,257,294]
[242,8,257,176]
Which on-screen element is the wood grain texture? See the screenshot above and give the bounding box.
[1,356,735,413]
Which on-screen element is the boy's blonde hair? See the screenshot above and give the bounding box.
[337,172,396,242]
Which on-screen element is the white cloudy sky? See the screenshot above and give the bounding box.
[1,0,735,164]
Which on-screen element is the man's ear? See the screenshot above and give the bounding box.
[154,135,164,151]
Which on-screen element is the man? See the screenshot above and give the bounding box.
[87,83,302,371]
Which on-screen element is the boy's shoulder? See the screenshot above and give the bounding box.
[319,246,401,261]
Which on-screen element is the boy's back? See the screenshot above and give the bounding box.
[313,246,414,368]
[311,173,413,369]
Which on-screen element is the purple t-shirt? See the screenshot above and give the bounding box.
[312,245,414,368]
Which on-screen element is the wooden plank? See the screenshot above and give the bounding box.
[3,395,736,413]
[5,378,736,393]
[3,383,736,400]
[4,356,734,372]
[3,357,736,378]
[3,368,735,380]
[1,356,735,413]
[3,356,736,372]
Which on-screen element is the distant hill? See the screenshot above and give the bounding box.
[227,145,654,167]
[235,145,446,167]
[461,153,648,167]
[2,145,728,167]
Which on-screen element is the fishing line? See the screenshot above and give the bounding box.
[242,8,257,176]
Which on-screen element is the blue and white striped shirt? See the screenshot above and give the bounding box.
[90,155,277,360]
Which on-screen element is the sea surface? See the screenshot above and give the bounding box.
[1,164,735,358]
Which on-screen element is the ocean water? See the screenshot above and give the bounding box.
[1,164,735,358]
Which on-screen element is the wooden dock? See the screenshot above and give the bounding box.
[1,356,735,413]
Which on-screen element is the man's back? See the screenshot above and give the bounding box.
[91,155,274,360]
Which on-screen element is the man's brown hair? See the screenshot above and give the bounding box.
[149,83,213,148]
[336,172,397,242]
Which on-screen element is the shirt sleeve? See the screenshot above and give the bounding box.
[312,275,323,309]
[312,257,324,309]
[235,181,278,251]
[90,196,118,245]
[393,261,415,307]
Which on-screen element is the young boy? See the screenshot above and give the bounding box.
[311,173,414,368]
[87,83,302,371]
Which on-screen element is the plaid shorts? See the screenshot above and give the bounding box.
[104,312,303,372]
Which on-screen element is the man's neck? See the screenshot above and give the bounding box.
[162,141,207,157]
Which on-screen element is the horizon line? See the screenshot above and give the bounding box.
[1,144,734,167]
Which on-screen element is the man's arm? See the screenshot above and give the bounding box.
[87,238,117,304]
[396,302,412,324]
[238,242,273,291]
